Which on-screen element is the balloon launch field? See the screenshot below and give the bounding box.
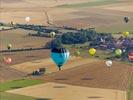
[0,0,133,100]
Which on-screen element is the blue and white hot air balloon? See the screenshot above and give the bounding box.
[51,48,70,70]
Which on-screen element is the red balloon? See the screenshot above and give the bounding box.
[3,57,12,64]
[128,51,133,61]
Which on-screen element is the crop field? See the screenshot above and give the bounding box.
[0,0,133,100]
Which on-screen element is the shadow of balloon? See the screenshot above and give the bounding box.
[88,96,103,99]
[53,86,66,88]
[55,78,68,80]
[81,77,94,80]
[26,55,36,58]
[11,86,22,89]
[36,98,52,100]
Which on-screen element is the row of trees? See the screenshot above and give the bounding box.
[45,29,113,48]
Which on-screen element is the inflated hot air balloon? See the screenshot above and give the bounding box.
[3,57,12,64]
[115,49,122,57]
[51,48,70,70]
[106,60,112,67]
[89,48,96,56]
[25,17,30,22]
[124,16,129,23]
[123,32,129,37]
[75,50,80,57]
[7,44,12,50]
[50,32,56,38]
[128,50,133,62]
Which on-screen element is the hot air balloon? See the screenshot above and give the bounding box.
[75,50,80,57]
[50,32,56,38]
[124,16,129,23]
[3,57,12,64]
[89,48,96,56]
[115,49,122,57]
[7,44,12,50]
[123,32,129,37]
[25,17,31,22]
[51,48,70,70]
[128,50,133,62]
[106,60,112,67]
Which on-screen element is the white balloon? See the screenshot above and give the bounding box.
[25,17,31,22]
[106,60,112,67]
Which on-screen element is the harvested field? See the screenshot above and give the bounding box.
[0,64,25,83]
[7,82,127,100]
[1,49,50,65]
[39,60,133,91]
[10,57,97,74]
[1,0,133,32]
[0,29,52,50]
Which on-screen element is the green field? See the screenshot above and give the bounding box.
[0,79,44,92]
[0,92,36,100]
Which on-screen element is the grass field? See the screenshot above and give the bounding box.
[0,92,37,100]
[0,79,44,92]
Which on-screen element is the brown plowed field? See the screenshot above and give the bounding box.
[38,60,133,91]
[0,64,25,83]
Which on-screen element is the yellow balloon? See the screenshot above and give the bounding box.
[89,48,96,56]
[7,44,12,50]
[123,32,129,37]
[75,50,80,56]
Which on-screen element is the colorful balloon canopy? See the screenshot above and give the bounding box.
[105,60,112,67]
[115,49,122,56]
[89,48,96,56]
[7,44,12,50]
[128,50,133,62]
[123,32,129,37]
[50,32,56,38]
[51,48,70,70]
[3,57,12,64]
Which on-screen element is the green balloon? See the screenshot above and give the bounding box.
[115,49,122,56]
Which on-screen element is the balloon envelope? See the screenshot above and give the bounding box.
[106,60,112,67]
[51,48,70,70]
[25,17,30,22]
[128,50,133,62]
[50,32,56,38]
[75,50,80,56]
[89,48,96,56]
[123,32,129,37]
[124,17,129,23]
[7,44,12,50]
[115,49,122,56]
[3,57,12,64]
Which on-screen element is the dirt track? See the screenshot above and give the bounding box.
[38,60,133,91]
